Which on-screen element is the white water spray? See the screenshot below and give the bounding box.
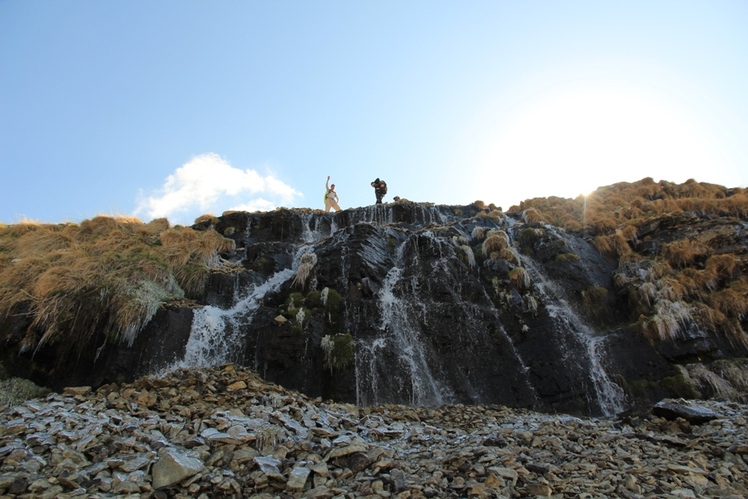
[174,243,316,369]
[299,213,326,243]
[175,268,294,368]
[356,238,451,406]
[524,259,626,416]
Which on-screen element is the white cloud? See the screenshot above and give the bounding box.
[134,153,299,224]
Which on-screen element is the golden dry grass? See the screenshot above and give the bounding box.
[471,226,487,242]
[194,213,220,226]
[706,254,738,279]
[661,239,702,268]
[607,206,747,343]
[482,231,509,257]
[0,215,238,354]
[592,231,632,259]
[292,252,318,289]
[522,208,545,223]
[508,267,531,291]
[562,219,583,231]
[614,246,747,347]
[498,247,521,266]
[512,177,748,235]
[709,279,748,322]
[618,225,637,243]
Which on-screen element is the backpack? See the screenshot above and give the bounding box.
[378,181,387,194]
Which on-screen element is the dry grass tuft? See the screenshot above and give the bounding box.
[639,300,693,343]
[498,247,521,266]
[621,225,639,243]
[712,359,748,394]
[661,239,697,268]
[471,226,487,242]
[515,177,748,236]
[522,208,544,223]
[459,245,476,269]
[487,210,506,222]
[523,293,538,315]
[593,231,632,259]
[706,254,738,279]
[581,285,609,317]
[710,286,748,320]
[509,267,531,291]
[483,232,509,256]
[686,363,739,400]
[0,214,240,355]
[563,219,583,231]
[141,218,170,235]
[292,252,318,289]
[195,213,220,226]
[507,177,747,348]
[79,215,122,237]
[656,277,686,302]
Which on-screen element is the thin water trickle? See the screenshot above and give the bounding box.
[524,258,626,416]
[582,195,588,236]
[299,212,329,243]
[355,237,450,406]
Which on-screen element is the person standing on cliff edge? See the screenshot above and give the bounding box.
[371,178,387,205]
[324,176,341,213]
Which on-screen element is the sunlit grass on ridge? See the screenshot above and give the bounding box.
[513,177,748,348]
[2,177,747,363]
[0,214,235,357]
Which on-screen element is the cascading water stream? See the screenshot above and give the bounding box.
[299,213,327,243]
[474,288,542,406]
[344,204,459,227]
[523,258,626,416]
[355,238,451,406]
[175,268,294,368]
[174,241,319,369]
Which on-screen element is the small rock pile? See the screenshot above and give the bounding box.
[1,364,747,498]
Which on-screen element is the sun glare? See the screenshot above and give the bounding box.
[465,86,718,207]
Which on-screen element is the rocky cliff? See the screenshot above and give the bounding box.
[2,182,747,417]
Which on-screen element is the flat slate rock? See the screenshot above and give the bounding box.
[652,399,720,424]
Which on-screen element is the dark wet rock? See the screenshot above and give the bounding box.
[653,400,720,424]
[346,452,371,473]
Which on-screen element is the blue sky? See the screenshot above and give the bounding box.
[2,1,747,225]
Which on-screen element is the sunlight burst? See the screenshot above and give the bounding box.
[467,87,718,207]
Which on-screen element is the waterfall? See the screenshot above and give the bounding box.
[355,238,452,406]
[175,268,294,368]
[523,258,626,416]
[475,288,542,407]
[299,213,327,243]
[417,205,454,225]
[174,244,316,369]
[340,203,459,227]
[343,205,393,226]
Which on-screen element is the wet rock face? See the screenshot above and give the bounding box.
[1,202,746,416]
[1,365,747,498]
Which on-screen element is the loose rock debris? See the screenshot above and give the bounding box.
[1,365,747,498]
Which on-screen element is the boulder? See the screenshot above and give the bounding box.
[152,450,205,489]
[652,400,720,424]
